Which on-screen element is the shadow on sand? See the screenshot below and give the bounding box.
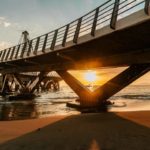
[0,112,150,150]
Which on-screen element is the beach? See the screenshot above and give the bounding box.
[0,111,150,150]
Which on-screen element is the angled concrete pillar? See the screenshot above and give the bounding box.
[1,74,7,93]
[1,74,10,95]
[57,64,150,108]
[12,73,48,94]
[93,64,150,105]
[27,71,48,93]
[53,80,60,91]
[13,74,25,90]
[9,78,15,92]
[56,70,97,107]
[0,72,51,97]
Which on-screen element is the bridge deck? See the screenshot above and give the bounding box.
[0,1,150,73]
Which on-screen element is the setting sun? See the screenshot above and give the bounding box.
[84,71,97,82]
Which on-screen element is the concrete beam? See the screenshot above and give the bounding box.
[28,71,49,93]
[56,70,98,107]
[1,74,9,94]
[13,74,25,89]
[58,64,150,108]
[93,64,150,105]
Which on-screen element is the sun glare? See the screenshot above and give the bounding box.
[84,71,97,82]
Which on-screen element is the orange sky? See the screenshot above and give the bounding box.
[67,67,150,86]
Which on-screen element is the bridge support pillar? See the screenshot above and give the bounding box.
[93,64,150,106]
[0,72,49,97]
[56,70,98,107]
[12,72,49,94]
[0,74,11,95]
[42,80,60,92]
[26,72,49,93]
[13,74,26,91]
[57,64,150,110]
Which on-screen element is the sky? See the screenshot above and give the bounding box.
[0,0,106,49]
[0,0,143,49]
[70,68,150,86]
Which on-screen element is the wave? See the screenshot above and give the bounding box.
[113,94,150,101]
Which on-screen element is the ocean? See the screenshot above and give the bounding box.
[0,83,150,120]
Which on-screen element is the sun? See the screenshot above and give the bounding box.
[84,71,97,82]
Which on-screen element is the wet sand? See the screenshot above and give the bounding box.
[0,111,150,150]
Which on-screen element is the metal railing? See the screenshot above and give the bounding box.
[0,0,149,62]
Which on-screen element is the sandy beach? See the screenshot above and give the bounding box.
[0,111,150,150]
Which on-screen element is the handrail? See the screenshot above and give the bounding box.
[0,0,148,62]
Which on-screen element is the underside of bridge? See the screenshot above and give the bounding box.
[0,72,60,97]
[0,63,150,110]
[56,64,150,110]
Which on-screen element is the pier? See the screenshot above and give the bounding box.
[0,0,150,109]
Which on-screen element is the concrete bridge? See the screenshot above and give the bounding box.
[0,73,61,96]
[0,0,150,109]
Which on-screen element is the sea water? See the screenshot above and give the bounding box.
[0,84,150,120]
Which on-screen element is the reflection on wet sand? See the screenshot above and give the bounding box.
[0,99,78,121]
[0,85,150,120]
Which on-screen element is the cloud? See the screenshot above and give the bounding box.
[4,22,11,27]
[84,0,94,5]
[0,41,10,50]
[0,17,11,28]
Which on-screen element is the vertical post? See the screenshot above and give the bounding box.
[20,42,27,57]
[110,0,120,29]
[5,48,11,61]
[0,51,4,61]
[73,17,82,43]
[91,7,99,36]
[50,30,58,50]
[62,25,69,47]
[1,50,7,61]
[42,34,48,53]
[27,40,33,56]
[10,46,16,60]
[144,0,150,15]
[1,74,9,95]
[0,51,2,60]
[34,37,40,55]
[15,45,21,58]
